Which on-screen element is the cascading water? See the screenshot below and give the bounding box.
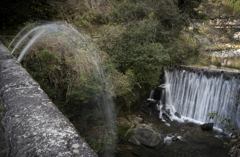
[147,90,155,102]
[160,66,240,130]
[9,21,117,155]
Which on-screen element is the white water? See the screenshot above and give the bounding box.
[8,21,45,49]
[8,24,28,49]
[162,68,240,130]
[17,30,45,61]
[147,90,155,102]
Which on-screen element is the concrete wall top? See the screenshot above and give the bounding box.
[0,42,97,157]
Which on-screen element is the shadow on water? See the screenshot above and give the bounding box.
[115,124,230,157]
[101,110,230,157]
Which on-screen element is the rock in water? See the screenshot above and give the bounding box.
[128,136,140,146]
[132,128,163,147]
[174,112,181,118]
[162,113,171,123]
[172,136,179,141]
[201,123,214,130]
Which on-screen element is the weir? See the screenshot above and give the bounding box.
[0,41,97,156]
[161,66,240,130]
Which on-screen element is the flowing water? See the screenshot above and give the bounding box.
[9,21,117,156]
[161,66,240,130]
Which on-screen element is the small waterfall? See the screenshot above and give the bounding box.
[9,21,117,155]
[162,66,240,130]
[147,90,155,102]
[157,83,176,123]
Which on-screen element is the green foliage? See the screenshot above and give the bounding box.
[214,61,222,68]
[86,128,118,154]
[217,0,240,18]
[207,111,240,156]
[207,111,238,135]
[99,20,165,113]
[23,52,56,98]
[109,2,151,24]
[22,45,99,115]
[85,138,101,153]
[100,19,165,88]
[73,11,109,28]
[110,0,189,30]
[118,125,131,140]
[99,129,118,152]
[226,0,240,13]
[178,0,203,18]
[98,0,202,113]
[38,50,59,62]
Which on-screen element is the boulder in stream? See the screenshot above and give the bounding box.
[128,136,140,146]
[131,128,164,147]
[174,112,181,118]
[201,123,214,130]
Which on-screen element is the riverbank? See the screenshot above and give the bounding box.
[104,104,231,157]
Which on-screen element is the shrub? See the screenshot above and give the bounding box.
[99,19,165,89]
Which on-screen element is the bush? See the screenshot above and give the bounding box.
[214,61,222,68]
[118,125,131,140]
[100,19,165,88]
[97,0,202,112]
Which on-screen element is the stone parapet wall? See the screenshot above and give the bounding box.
[0,42,97,157]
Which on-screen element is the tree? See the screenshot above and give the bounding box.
[178,0,203,18]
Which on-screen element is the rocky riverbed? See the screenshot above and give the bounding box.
[101,105,231,157]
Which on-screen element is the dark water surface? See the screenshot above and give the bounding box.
[100,110,230,157]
